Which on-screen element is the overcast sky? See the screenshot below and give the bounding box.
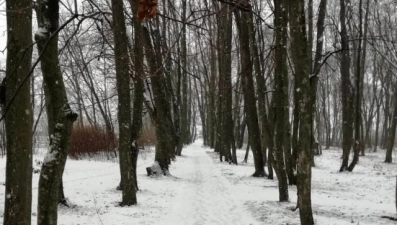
[0,2,6,63]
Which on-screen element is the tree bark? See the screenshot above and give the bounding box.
[111,0,137,205]
[289,0,314,223]
[177,0,188,156]
[34,0,79,223]
[128,0,145,190]
[348,0,364,172]
[273,0,289,202]
[142,27,176,173]
[385,89,397,163]
[339,0,355,172]
[216,3,234,163]
[3,0,33,224]
[234,4,265,177]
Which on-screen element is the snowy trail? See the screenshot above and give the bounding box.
[160,141,258,225]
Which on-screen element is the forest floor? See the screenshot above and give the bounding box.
[0,140,396,225]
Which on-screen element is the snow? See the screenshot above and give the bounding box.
[35,27,49,38]
[43,151,57,164]
[0,141,396,224]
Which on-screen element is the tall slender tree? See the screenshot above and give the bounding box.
[128,0,145,190]
[35,0,78,223]
[289,0,314,223]
[111,0,137,205]
[177,0,188,156]
[234,1,265,177]
[339,0,355,172]
[142,26,177,173]
[273,0,289,202]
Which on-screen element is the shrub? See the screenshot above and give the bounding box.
[69,125,117,160]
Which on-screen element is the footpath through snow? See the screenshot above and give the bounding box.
[159,141,258,225]
[1,139,397,224]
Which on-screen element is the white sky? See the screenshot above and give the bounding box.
[0,1,6,63]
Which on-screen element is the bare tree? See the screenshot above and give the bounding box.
[273,0,289,202]
[110,0,137,205]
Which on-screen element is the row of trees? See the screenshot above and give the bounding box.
[2,0,397,225]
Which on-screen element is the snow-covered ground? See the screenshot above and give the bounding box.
[0,140,396,225]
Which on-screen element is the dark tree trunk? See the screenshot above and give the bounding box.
[142,27,176,173]
[216,3,234,163]
[247,7,271,174]
[3,0,33,224]
[289,0,314,223]
[348,0,364,172]
[111,0,137,205]
[237,118,246,149]
[234,4,265,177]
[128,0,145,190]
[339,0,355,172]
[273,0,289,202]
[385,89,397,163]
[35,0,79,223]
[177,0,188,156]
[208,17,217,149]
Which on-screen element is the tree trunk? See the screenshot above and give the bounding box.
[243,137,250,163]
[385,89,397,163]
[374,94,381,152]
[273,0,289,202]
[208,16,217,148]
[142,27,176,173]
[234,4,265,177]
[111,0,137,205]
[247,7,272,176]
[339,0,355,172]
[237,118,246,149]
[347,0,364,172]
[128,0,145,190]
[216,3,234,163]
[177,0,188,156]
[34,0,79,223]
[289,0,314,223]
[3,0,33,224]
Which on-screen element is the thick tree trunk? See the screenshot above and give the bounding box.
[339,0,355,172]
[34,0,79,223]
[3,0,33,224]
[311,0,327,156]
[348,0,364,172]
[129,0,145,190]
[216,3,234,163]
[289,0,314,223]
[111,0,137,205]
[142,27,176,173]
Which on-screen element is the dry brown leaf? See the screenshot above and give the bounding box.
[137,0,157,22]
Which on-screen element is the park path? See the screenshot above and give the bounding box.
[159,141,258,225]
